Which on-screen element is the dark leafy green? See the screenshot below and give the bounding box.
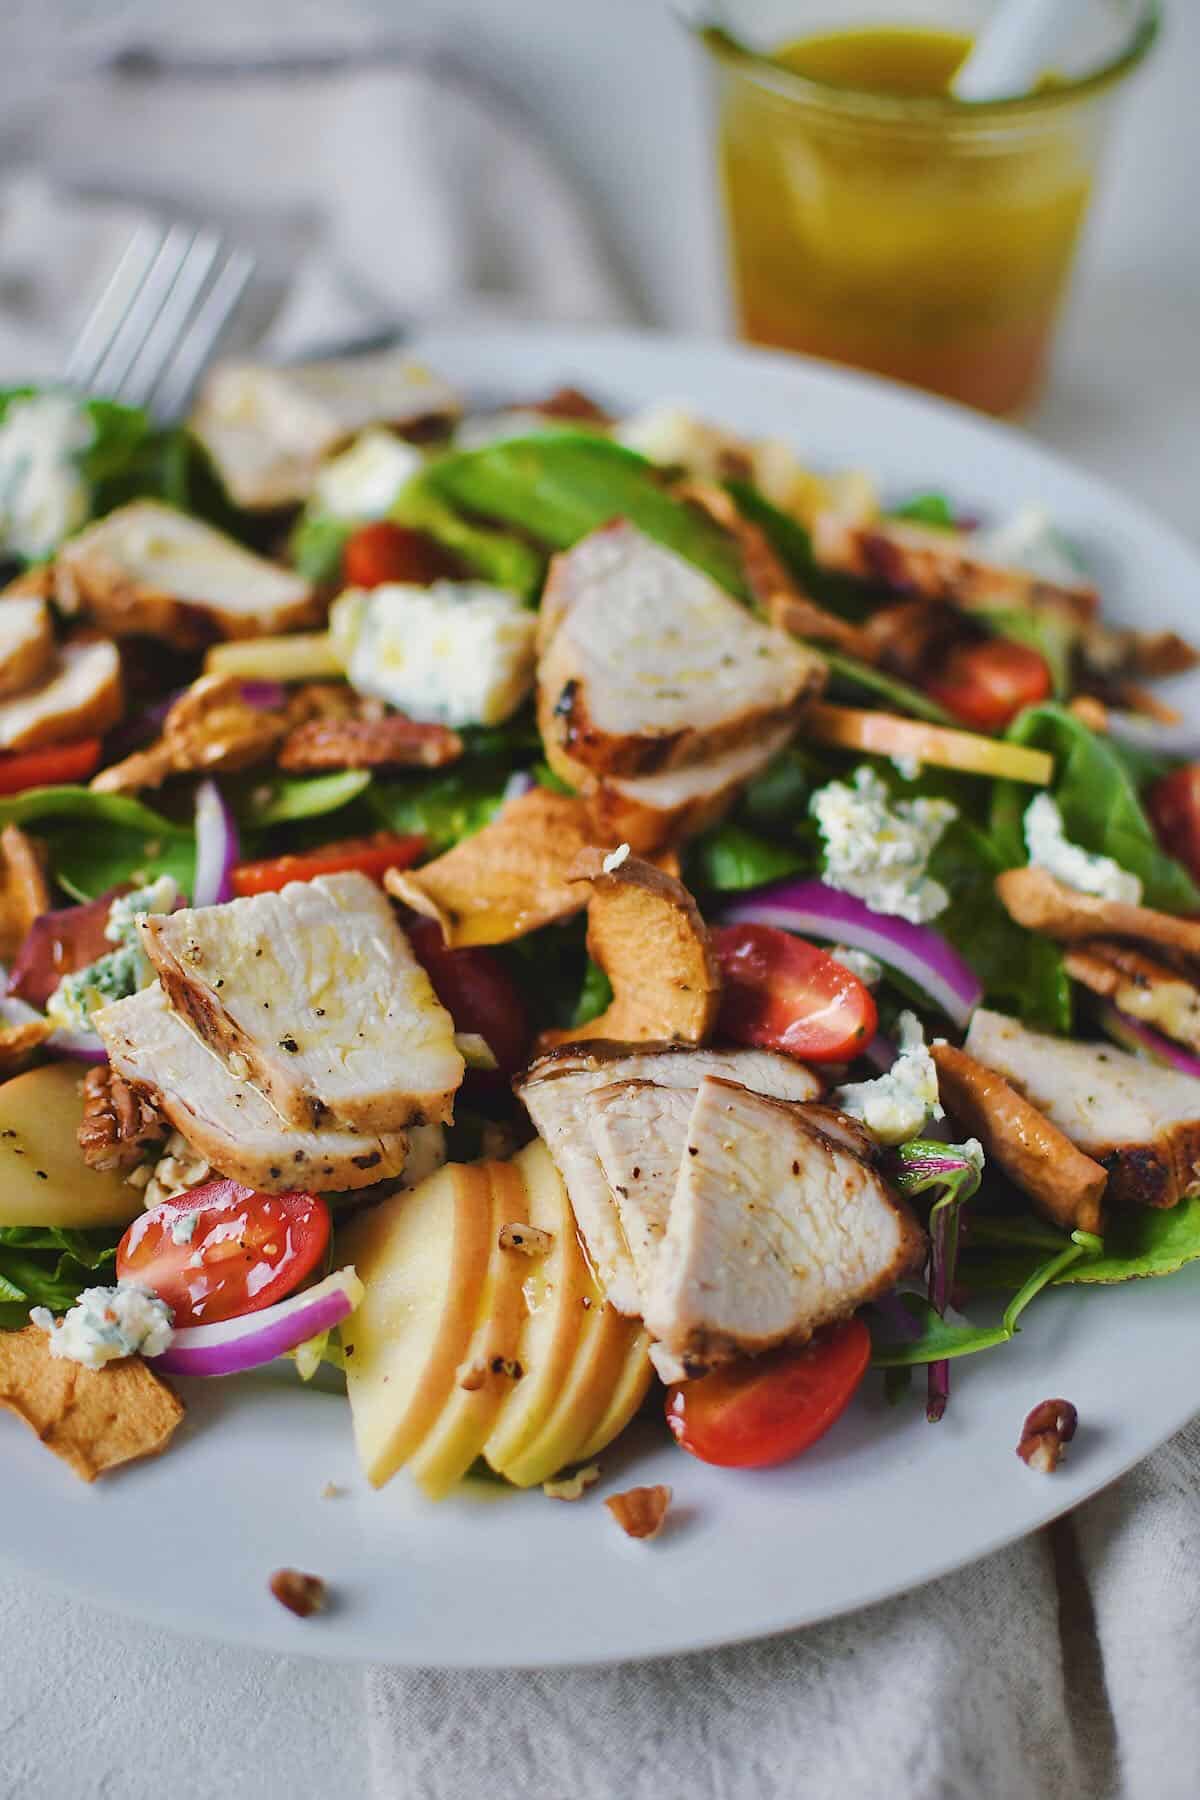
[0,786,195,901]
[889,492,955,528]
[992,704,1200,912]
[393,477,545,600]
[369,767,508,853]
[0,1225,120,1330]
[289,513,351,585]
[236,771,372,829]
[819,648,958,727]
[686,822,807,894]
[424,435,748,597]
[961,1199,1200,1291]
[723,478,877,621]
[572,959,614,1028]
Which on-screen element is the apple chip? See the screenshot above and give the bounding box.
[386,788,602,947]
[0,1324,184,1482]
[538,852,720,1050]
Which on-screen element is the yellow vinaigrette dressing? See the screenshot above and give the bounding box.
[719,27,1092,413]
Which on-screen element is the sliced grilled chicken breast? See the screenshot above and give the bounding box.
[812,512,1097,620]
[191,352,460,509]
[538,522,823,780]
[516,1043,820,1314]
[140,872,464,1133]
[581,719,798,855]
[55,503,318,647]
[0,597,53,698]
[1064,940,1200,1053]
[644,1080,924,1370]
[586,1080,693,1296]
[965,1008,1200,1208]
[94,983,411,1192]
[0,636,122,752]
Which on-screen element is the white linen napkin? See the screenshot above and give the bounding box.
[0,46,632,383]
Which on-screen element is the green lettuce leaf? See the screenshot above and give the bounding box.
[424,435,748,596]
[393,477,545,600]
[686,821,807,893]
[889,492,955,528]
[369,768,508,852]
[992,704,1200,912]
[289,513,351,585]
[962,1199,1200,1290]
[0,786,195,900]
[0,1224,120,1330]
[819,648,958,727]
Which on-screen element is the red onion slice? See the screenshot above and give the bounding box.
[149,1268,363,1379]
[720,879,983,1029]
[192,779,240,908]
[1099,1003,1200,1080]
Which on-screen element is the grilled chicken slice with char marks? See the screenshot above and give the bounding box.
[139,872,464,1134]
[643,1080,925,1373]
[1063,940,1200,1053]
[931,1041,1107,1236]
[538,521,823,782]
[517,1043,822,1316]
[964,1008,1200,1210]
[93,983,413,1193]
[581,719,797,856]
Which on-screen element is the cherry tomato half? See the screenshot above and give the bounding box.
[1148,765,1200,887]
[712,923,877,1064]
[0,737,102,797]
[343,522,460,589]
[924,638,1052,734]
[117,1181,330,1327]
[407,916,530,1075]
[232,832,425,898]
[665,1319,872,1469]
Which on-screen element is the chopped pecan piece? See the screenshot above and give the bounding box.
[543,1464,601,1501]
[605,1484,673,1540]
[1017,1398,1078,1473]
[498,1221,554,1256]
[78,1064,170,1172]
[278,714,463,773]
[268,1568,327,1618]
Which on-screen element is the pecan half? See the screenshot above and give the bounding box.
[78,1065,170,1172]
[268,1568,327,1618]
[278,714,463,773]
[605,1484,673,1540]
[1017,1398,1078,1474]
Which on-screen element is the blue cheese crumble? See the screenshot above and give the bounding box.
[46,874,178,1032]
[834,1012,944,1146]
[811,766,956,924]
[828,945,883,987]
[31,1283,174,1370]
[1023,794,1142,904]
[0,392,92,562]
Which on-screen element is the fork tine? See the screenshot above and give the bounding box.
[62,221,166,391]
[153,247,256,421]
[120,229,223,413]
[91,223,196,403]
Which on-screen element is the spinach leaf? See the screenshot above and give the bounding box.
[723,479,877,620]
[424,435,748,597]
[820,648,958,727]
[686,822,807,893]
[369,767,508,852]
[393,476,545,601]
[737,744,827,831]
[572,959,614,1028]
[928,815,1071,1033]
[889,492,955,528]
[289,513,350,585]
[962,1199,1200,1290]
[0,786,195,900]
[236,771,372,829]
[992,704,1200,912]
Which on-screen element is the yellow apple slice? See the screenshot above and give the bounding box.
[482,1140,591,1478]
[340,1163,492,1488]
[0,1063,147,1231]
[802,702,1052,785]
[573,1325,655,1465]
[204,632,343,684]
[407,1159,530,1499]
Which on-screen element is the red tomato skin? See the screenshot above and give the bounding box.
[117,1182,330,1327]
[406,917,530,1075]
[343,523,460,589]
[1148,766,1200,886]
[665,1319,872,1469]
[924,639,1052,733]
[0,738,102,796]
[231,833,425,898]
[712,924,877,1065]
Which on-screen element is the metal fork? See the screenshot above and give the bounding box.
[62,221,256,419]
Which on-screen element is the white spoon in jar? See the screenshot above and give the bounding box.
[952,0,1093,101]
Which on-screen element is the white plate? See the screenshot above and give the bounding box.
[6,324,1200,1669]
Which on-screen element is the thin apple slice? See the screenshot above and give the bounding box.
[482,1141,591,1477]
[340,1163,492,1488]
[801,702,1052,785]
[0,1062,147,1231]
[573,1325,655,1465]
[407,1159,530,1499]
